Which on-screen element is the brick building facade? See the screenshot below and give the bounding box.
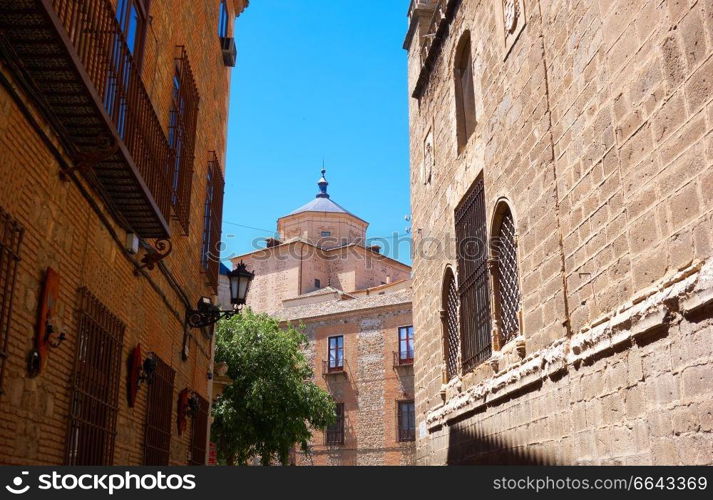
[0,0,249,465]
[405,0,713,465]
[230,172,416,465]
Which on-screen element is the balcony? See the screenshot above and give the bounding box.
[0,0,172,237]
[393,351,414,368]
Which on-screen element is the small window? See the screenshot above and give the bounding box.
[397,401,415,442]
[168,48,200,234]
[398,326,414,364]
[321,231,331,237]
[218,0,229,38]
[314,279,321,289]
[326,403,345,445]
[143,355,175,465]
[454,32,476,152]
[189,394,209,465]
[201,153,225,291]
[328,336,344,371]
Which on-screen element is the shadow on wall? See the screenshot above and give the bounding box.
[446,408,558,465]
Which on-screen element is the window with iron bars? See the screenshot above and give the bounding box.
[442,267,460,380]
[189,393,209,465]
[454,175,491,373]
[492,204,521,346]
[397,400,415,442]
[201,152,225,291]
[66,288,126,465]
[168,47,199,235]
[0,206,24,396]
[325,402,344,445]
[143,355,175,465]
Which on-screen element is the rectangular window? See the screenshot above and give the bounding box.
[66,288,126,465]
[218,0,229,37]
[398,326,414,364]
[189,394,209,465]
[397,401,415,442]
[326,403,345,445]
[201,152,225,291]
[320,231,331,237]
[328,335,344,371]
[169,47,200,234]
[143,355,175,465]
[315,279,321,289]
[116,0,149,60]
[455,175,491,372]
[0,207,23,395]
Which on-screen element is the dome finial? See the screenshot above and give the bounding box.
[317,167,329,199]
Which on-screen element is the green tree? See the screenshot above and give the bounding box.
[211,309,336,465]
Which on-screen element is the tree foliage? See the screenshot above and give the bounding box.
[211,310,335,465]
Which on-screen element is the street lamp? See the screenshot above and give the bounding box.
[186,261,254,329]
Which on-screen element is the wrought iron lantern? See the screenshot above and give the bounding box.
[186,261,254,329]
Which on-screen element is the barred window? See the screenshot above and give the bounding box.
[201,152,225,291]
[398,326,414,363]
[397,400,415,442]
[326,402,344,445]
[169,47,199,234]
[492,203,521,345]
[454,175,491,372]
[66,288,126,465]
[454,32,476,153]
[143,355,175,465]
[189,394,209,465]
[0,207,24,395]
[442,267,460,380]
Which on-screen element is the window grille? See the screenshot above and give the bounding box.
[169,47,200,234]
[454,175,491,372]
[0,207,24,395]
[454,32,476,152]
[397,401,415,442]
[201,152,225,291]
[326,403,344,445]
[189,394,209,465]
[143,355,175,465]
[66,288,125,465]
[492,206,521,345]
[443,268,460,380]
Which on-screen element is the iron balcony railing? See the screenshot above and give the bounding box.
[322,360,345,376]
[50,0,173,228]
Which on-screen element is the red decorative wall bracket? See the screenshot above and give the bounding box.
[27,267,65,377]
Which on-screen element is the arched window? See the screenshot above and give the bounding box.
[442,267,461,380]
[491,203,521,346]
[454,32,476,152]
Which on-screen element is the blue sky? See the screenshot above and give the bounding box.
[221,0,413,265]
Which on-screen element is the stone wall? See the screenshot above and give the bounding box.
[405,0,713,465]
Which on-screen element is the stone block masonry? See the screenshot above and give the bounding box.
[405,0,713,464]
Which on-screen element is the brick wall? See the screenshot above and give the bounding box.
[290,305,416,466]
[0,0,246,465]
[406,0,713,464]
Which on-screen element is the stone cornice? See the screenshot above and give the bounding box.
[425,258,713,430]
